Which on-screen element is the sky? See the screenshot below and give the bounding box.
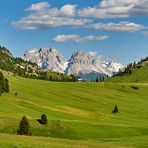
[0,0,148,65]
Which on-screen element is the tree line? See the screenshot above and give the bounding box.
[114,56,148,77]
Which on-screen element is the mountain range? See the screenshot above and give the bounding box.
[23,48,123,81]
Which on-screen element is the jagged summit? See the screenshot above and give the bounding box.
[49,48,59,54]
[23,47,66,73]
[66,50,123,80]
[23,48,123,81]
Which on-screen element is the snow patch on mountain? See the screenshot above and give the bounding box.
[23,48,124,81]
[23,47,67,73]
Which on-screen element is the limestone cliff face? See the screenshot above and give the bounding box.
[23,48,123,81]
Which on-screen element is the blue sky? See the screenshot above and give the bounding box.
[0,0,148,64]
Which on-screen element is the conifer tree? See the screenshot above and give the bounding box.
[41,114,48,124]
[96,77,99,82]
[0,72,4,93]
[5,78,9,92]
[17,116,32,135]
[100,76,102,82]
[112,104,118,113]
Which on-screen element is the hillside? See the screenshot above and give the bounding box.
[0,46,77,82]
[0,76,148,147]
[107,57,148,82]
[0,46,38,75]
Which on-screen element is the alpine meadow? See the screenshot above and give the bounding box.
[1,0,148,148]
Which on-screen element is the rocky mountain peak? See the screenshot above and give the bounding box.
[49,48,58,55]
[23,47,67,73]
[70,51,93,65]
[23,47,123,81]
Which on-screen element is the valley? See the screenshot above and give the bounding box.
[1,0,148,147]
[0,76,148,147]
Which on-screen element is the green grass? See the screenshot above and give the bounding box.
[0,76,148,147]
[107,64,148,82]
[0,133,127,148]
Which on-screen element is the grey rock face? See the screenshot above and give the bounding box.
[65,51,123,80]
[23,48,123,81]
[23,47,67,73]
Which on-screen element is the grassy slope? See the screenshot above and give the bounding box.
[107,64,148,82]
[0,133,127,148]
[0,76,148,147]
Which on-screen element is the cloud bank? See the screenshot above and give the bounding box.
[53,34,109,44]
[78,0,148,18]
[85,22,146,32]
[12,1,148,32]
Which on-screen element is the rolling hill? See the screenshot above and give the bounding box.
[0,46,77,82]
[0,76,148,147]
[107,57,148,82]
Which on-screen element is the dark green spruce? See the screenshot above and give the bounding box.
[17,116,32,135]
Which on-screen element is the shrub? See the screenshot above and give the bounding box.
[41,114,48,124]
[112,104,118,113]
[130,86,139,90]
[37,114,48,124]
[17,116,31,135]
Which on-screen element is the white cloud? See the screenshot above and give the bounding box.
[53,34,109,44]
[59,4,77,16]
[53,34,79,42]
[12,1,147,32]
[88,51,97,57]
[78,0,148,18]
[143,31,148,36]
[12,15,90,29]
[25,2,49,11]
[85,22,146,32]
[13,2,91,29]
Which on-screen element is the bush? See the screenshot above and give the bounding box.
[130,86,139,90]
[17,116,31,135]
[37,114,48,124]
[41,114,48,124]
[112,104,118,113]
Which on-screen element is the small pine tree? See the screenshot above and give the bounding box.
[102,76,104,82]
[17,116,31,135]
[112,104,118,113]
[133,62,136,67]
[100,76,102,82]
[96,77,99,82]
[5,78,9,92]
[41,114,48,124]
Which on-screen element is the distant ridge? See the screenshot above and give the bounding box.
[23,47,123,81]
[0,46,77,82]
